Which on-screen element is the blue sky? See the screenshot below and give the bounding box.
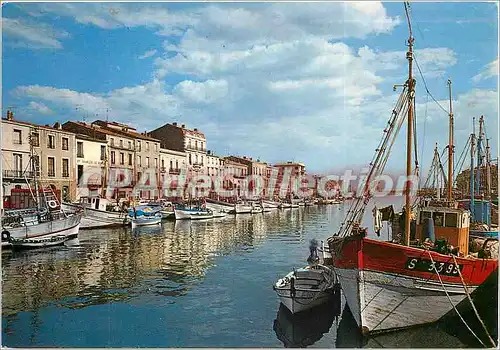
[2,2,498,174]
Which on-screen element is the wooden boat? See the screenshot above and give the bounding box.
[62,196,130,229]
[128,206,162,227]
[9,234,68,250]
[174,207,213,220]
[327,6,498,336]
[273,264,335,314]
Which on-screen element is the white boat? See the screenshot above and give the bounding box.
[274,264,335,314]
[63,197,130,229]
[250,202,263,214]
[262,200,280,212]
[234,202,253,214]
[9,234,69,250]
[131,215,162,228]
[129,206,162,227]
[174,207,213,220]
[279,202,292,209]
[205,199,236,213]
[211,211,227,218]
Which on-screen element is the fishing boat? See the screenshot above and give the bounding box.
[327,4,498,336]
[262,200,280,211]
[128,206,162,228]
[250,202,263,214]
[1,137,82,246]
[234,201,253,214]
[205,198,235,213]
[173,207,213,220]
[274,240,336,314]
[9,234,69,250]
[62,196,130,229]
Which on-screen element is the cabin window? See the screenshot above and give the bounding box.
[445,213,458,228]
[433,212,444,227]
[420,211,432,224]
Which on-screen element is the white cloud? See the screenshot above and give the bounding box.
[28,101,53,114]
[138,49,158,60]
[472,58,499,83]
[173,80,228,104]
[2,17,70,49]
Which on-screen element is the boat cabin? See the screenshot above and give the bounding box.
[79,196,110,212]
[416,205,470,256]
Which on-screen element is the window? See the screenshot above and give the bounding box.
[111,151,115,165]
[162,159,165,168]
[137,141,141,151]
[146,142,150,151]
[128,141,132,149]
[120,152,124,165]
[62,159,69,177]
[201,156,204,165]
[31,132,39,146]
[13,129,22,144]
[445,213,458,228]
[176,160,178,169]
[100,145,106,161]
[189,154,192,165]
[110,138,114,146]
[195,154,198,163]
[170,160,173,170]
[48,157,55,177]
[420,211,432,224]
[77,141,84,158]
[137,172,142,182]
[195,141,198,150]
[13,154,22,174]
[154,158,158,168]
[119,139,123,148]
[77,165,84,183]
[201,142,204,151]
[137,156,141,167]
[33,156,40,176]
[155,143,158,151]
[47,135,55,149]
[128,153,132,166]
[62,137,69,150]
[433,212,444,227]
[188,140,191,149]
[62,186,69,202]
[146,157,150,167]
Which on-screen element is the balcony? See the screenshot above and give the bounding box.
[3,170,34,179]
[169,168,181,175]
[185,145,206,153]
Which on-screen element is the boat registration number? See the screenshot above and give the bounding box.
[405,258,463,276]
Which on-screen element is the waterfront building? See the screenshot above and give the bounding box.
[91,120,161,200]
[272,161,306,197]
[159,147,188,198]
[206,151,224,177]
[148,122,207,176]
[225,155,269,197]
[223,158,248,198]
[2,111,77,207]
[74,134,108,199]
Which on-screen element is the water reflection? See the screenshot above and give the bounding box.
[273,301,336,348]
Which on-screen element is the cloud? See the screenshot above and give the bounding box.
[28,101,53,114]
[472,58,499,83]
[138,49,157,60]
[2,17,70,49]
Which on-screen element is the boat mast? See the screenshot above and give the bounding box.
[447,80,454,201]
[404,2,414,247]
[486,138,491,200]
[476,116,484,196]
[30,127,41,209]
[470,120,475,221]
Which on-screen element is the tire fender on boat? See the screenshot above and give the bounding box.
[47,200,58,209]
[1,230,10,242]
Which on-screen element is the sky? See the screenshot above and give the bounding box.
[2,1,498,174]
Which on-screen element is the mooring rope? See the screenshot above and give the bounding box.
[451,255,496,347]
[426,250,487,347]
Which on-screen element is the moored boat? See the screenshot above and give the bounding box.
[128,206,162,227]
[62,196,130,229]
[174,207,213,220]
[9,234,69,250]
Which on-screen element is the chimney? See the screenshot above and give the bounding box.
[181,124,185,129]
[53,122,61,129]
[207,150,211,155]
[194,128,198,132]
[172,122,178,126]
[6,110,13,120]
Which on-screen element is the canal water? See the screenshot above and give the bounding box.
[0,198,487,347]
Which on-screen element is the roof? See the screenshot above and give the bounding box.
[2,117,74,135]
[182,128,206,139]
[92,120,160,142]
[273,162,306,167]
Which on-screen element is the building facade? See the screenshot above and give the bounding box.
[148,122,207,176]
[2,112,77,206]
[74,135,108,199]
[272,162,306,197]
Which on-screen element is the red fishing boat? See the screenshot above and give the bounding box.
[328,3,498,336]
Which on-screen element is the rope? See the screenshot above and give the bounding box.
[419,93,429,188]
[426,250,487,347]
[451,255,496,347]
[414,53,450,116]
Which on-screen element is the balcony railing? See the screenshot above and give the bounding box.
[3,170,33,179]
[169,168,181,175]
[185,145,206,152]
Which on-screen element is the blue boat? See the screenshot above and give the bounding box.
[128,206,162,227]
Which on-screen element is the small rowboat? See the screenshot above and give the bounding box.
[10,234,68,250]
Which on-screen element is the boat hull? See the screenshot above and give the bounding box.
[3,214,81,240]
[328,236,498,334]
[174,208,213,220]
[63,203,129,229]
[131,216,162,227]
[10,233,72,250]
